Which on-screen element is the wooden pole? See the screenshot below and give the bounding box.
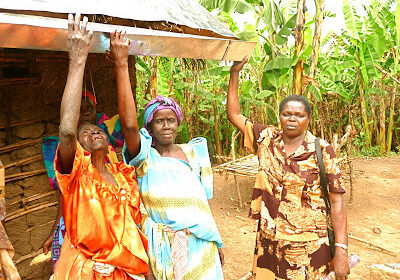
[348,233,397,257]
[5,169,47,183]
[0,138,43,154]
[346,134,354,204]
[5,201,58,222]
[230,130,243,208]
[213,100,223,165]
[9,191,56,207]
[230,130,240,161]
[4,155,43,169]
[0,117,57,130]
[15,249,43,265]
[234,174,243,208]
[387,84,397,152]
[150,57,158,99]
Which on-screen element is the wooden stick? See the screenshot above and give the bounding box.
[15,249,43,265]
[374,65,400,85]
[25,220,55,232]
[332,134,339,152]
[0,77,38,86]
[0,117,58,130]
[0,138,42,154]
[231,130,240,161]
[9,191,56,207]
[336,127,356,153]
[5,201,58,222]
[7,200,55,216]
[348,233,397,256]
[335,131,349,153]
[347,138,355,204]
[234,174,243,208]
[5,169,47,183]
[4,155,43,169]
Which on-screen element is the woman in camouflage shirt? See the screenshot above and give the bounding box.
[226,59,350,280]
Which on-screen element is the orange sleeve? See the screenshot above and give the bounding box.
[54,142,90,194]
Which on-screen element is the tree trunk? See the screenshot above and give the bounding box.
[379,94,386,154]
[357,72,371,147]
[307,0,325,109]
[150,57,158,99]
[292,0,306,95]
[386,84,396,152]
[213,99,223,164]
[308,0,325,81]
[195,94,200,136]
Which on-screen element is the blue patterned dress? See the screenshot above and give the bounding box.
[123,128,224,280]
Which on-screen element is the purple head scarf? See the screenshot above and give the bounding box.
[143,95,183,131]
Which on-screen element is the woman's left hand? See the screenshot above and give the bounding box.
[107,30,130,67]
[331,248,350,280]
[218,248,225,266]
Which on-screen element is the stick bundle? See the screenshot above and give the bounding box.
[5,169,47,183]
[0,138,42,155]
[5,201,58,222]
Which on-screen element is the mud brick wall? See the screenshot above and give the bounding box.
[0,49,121,279]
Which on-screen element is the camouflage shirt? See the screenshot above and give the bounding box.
[244,121,345,242]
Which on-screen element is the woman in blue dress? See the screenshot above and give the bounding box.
[108,31,224,280]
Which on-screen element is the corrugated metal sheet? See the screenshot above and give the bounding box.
[0,0,237,38]
[0,13,256,61]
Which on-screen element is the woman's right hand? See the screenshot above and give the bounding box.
[42,234,53,255]
[67,14,93,64]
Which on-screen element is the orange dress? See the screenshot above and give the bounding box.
[53,142,149,280]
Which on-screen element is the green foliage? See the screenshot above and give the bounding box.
[342,0,363,39]
[199,0,253,13]
[130,0,400,160]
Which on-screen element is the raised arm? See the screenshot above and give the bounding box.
[107,31,140,157]
[58,14,93,174]
[227,58,248,133]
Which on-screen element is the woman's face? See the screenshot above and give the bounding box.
[279,101,309,138]
[150,109,178,146]
[78,123,108,153]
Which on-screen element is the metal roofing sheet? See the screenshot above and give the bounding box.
[0,13,256,60]
[0,0,237,38]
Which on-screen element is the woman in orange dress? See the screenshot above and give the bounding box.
[52,14,149,280]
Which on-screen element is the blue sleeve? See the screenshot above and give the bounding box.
[189,137,213,199]
[123,128,152,169]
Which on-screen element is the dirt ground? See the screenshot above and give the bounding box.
[210,156,400,280]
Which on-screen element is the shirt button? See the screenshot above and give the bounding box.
[120,189,126,195]
[121,196,126,201]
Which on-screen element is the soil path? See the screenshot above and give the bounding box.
[210,157,400,280]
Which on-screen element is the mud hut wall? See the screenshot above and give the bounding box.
[0,49,119,280]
